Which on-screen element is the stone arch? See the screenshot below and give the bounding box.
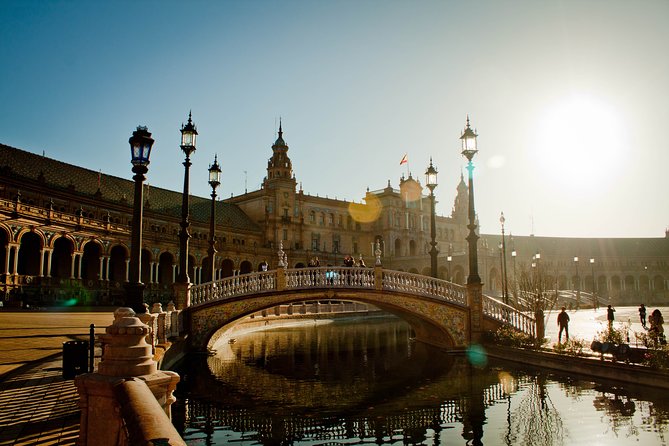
[159,251,175,287]
[489,268,499,292]
[221,258,234,278]
[610,276,621,292]
[624,275,635,290]
[0,226,10,275]
[239,260,253,275]
[294,262,306,269]
[597,276,608,293]
[17,231,42,276]
[141,248,152,284]
[394,238,402,257]
[81,240,103,283]
[558,275,568,290]
[51,236,74,279]
[187,254,196,283]
[639,275,650,292]
[408,267,419,274]
[653,275,666,291]
[109,245,128,285]
[421,267,431,276]
[186,290,468,352]
[453,266,465,285]
[409,240,417,256]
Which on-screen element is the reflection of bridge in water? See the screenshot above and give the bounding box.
[185,266,536,351]
[174,320,534,444]
[179,370,530,445]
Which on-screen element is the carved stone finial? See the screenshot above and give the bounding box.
[375,240,382,266]
[98,314,156,377]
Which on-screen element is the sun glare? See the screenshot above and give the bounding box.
[531,94,627,191]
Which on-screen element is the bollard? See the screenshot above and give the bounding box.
[63,340,89,379]
[89,324,95,373]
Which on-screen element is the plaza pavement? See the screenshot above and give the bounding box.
[0,310,114,446]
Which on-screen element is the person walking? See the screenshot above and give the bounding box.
[607,304,616,329]
[639,304,647,328]
[557,307,570,343]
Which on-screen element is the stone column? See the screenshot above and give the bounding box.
[74,308,180,446]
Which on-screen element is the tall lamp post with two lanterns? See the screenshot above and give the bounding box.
[460,116,483,341]
[126,126,154,314]
[175,112,198,308]
[207,156,222,282]
[425,158,439,278]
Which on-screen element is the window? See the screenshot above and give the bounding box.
[283,229,288,241]
[309,211,316,223]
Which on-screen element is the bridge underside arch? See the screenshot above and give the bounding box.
[185,290,470,352]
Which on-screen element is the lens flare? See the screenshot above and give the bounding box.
[466,344,488,368]
[348,194,381,223]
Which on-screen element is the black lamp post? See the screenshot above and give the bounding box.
[590,257,597,308]
[447,244,453,282]
[177,112,197,285]
[425,158,438,278]
[574,256,580,309]
[511,247,517,303]
[126,126,154,314]
[500,212,509,304]
[207,155,221,282]
[460,116,480,284]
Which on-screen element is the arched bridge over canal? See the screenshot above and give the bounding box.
[183,266,535,351]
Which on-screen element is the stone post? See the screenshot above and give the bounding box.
[467,282,483,344]
[276,267,286,291]
[74,308,180,446]
[173,281,191,310]
[374,266,383,291]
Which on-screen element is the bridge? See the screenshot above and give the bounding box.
[182,265,536,351]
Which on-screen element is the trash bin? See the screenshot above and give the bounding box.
[63,340,89,379]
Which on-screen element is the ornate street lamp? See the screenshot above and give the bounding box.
[574,256,580,309]
[500,212,509,304]
[460,116,480,285]
[177,112,197,285]
[207,155,221,282]
[447,243,453,282]
[590,257,597,308]
[127,126,154,314]
[425,158,438,278]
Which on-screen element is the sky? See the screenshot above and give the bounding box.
[1,0,668,239]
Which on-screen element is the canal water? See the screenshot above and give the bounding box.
[172,316,669,445]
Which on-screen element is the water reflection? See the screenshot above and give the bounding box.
[172,317,669,445]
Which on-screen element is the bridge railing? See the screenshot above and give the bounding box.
[382,270,467,306]
[482,295,536,337]
[285,266,375,289]
[190,271,278,306]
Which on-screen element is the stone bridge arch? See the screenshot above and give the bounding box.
[183,267,535,354]
[185,288,469,352]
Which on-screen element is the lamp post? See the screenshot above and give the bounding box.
[511,248,517,304]
[590,258,597,309]
[500,212,509,304]
[207,155,221,282]
[126,126,154,314]
[573,256,580,309]
[177,112,197,286]
[447,244,453,282]
[460,116,480,285]
[425,158,438,278]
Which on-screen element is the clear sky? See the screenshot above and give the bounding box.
[1,0,668,238]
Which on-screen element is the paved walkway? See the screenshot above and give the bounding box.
[0,311,113,446]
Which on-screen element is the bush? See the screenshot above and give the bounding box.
[489,324,537,348]
[553,338,587,356]
[642,346,669,370]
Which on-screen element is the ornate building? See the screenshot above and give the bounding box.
[0,124,667,307]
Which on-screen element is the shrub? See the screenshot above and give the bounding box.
[490,324,537,348]
[553,338,587,356]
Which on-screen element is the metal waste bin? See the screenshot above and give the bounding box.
[63,340,89,379]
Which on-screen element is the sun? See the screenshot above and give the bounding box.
[530,94,627,190]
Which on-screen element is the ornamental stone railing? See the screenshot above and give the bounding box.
[188,266,536,337]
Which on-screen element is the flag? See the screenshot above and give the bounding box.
[399,153,408,165]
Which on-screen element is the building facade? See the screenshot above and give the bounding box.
[0,126,667,308]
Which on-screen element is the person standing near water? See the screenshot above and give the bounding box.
[557,307,570,343]
[639,304,647,328]
[607,305,616,328]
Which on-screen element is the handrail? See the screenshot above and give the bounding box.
[113,378,186,446]
[482,294,536,337]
